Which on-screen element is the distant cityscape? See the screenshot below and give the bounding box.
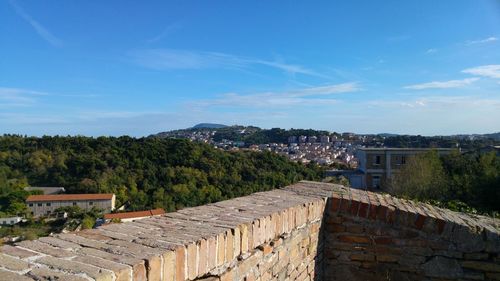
[156,128,367,167]
[153,123,500,168]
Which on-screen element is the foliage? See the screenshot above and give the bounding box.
[388,150,500,214]
[388,151,448,201]
[0,220,64,241]
[211,127,334,144]
[323,176,350,187]
[0,135,324,214]
[81,216,95,229]
[381,135,499,150]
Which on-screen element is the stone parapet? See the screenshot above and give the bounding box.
[0,181,498,281]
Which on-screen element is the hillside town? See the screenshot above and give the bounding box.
[161,128,379,167]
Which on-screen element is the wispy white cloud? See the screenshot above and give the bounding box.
[403,78,479,90]
[462,65,500,79]
[0,87,97,108]
[9,0,63,47]
[466,36,498,45]
[129,49,328,78]
[0,87,48,107]
[371,95,500,109]
[146,22,182,43]
[426,48,437,54]
[190,83,359,108]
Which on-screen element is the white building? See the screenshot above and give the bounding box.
[0,216,23,226]
[27,194,115,217]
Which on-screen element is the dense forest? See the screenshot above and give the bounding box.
[381,135,500,150]
[389,150,500,215]
[215,127,332,144]
[0,135,324,217]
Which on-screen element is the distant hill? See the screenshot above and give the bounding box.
[377,133,399,137]
[192,123,227,129]
[483,132,500,141]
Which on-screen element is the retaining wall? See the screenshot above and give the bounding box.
[0,181,499,281]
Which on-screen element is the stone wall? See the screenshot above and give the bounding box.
[0,181,499,281]
[324,186,500,281]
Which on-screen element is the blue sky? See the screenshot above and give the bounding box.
[1,0,499,136]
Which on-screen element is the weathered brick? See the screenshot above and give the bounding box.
[225,230,234,264]
[260,244,273,256]
[220,269,234,281]
[350,253,375,262]
[338,235,372,244]
[207,236,217,270]
[376,254,399,263]
[461,261,500,272]
[0,269,33,281]
[77,247,147,281]
[175,246,186,281]
[187,242,198,280]
[163,250,176,281]
[36,256,115,281]
[0,253,31,271]
[197,239,208,276]
[72,255,131,281]
[217,232,225,266]
[233,227,241,259]
[27,267,89,281]
[0,245,38,259]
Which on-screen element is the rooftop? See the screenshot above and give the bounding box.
[26,194,114,202]
[358,147,456,152]
[103,208,165,220]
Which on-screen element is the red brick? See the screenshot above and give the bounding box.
[376,205,388,221]
[358,201,369,218]
[330,195,341,213]
[261,244,273,256]
[435,218,446,234]
[368,204,378,220]
[350,200,360,216]
[339,194,350,213]
[414,214,426,230]
[386,207,396,224]
[374,237,393,245]
[338,235,372,244]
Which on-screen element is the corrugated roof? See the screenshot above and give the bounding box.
[104,208,165,220]
[26,194,114,202]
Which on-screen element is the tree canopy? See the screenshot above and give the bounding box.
[0,135,324,215]
[388,150,500,214]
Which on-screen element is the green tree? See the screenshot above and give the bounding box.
[388,151,448,201]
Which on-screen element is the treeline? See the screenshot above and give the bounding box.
[382,135,499,150]
[389,150,500,214]
[0,135,324,216]
[213,127,333,144]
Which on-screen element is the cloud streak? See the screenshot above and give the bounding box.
[0,87,48,107]
[130,49,328,78]
[9,0,63,47]
[190,82,359,108]
[403,78,479,90]
[466,36,498,45]
[146,22,182,43]
[462,65,500,79]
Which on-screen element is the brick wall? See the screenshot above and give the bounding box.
[1,181,499,281]
[324,187,500,281]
